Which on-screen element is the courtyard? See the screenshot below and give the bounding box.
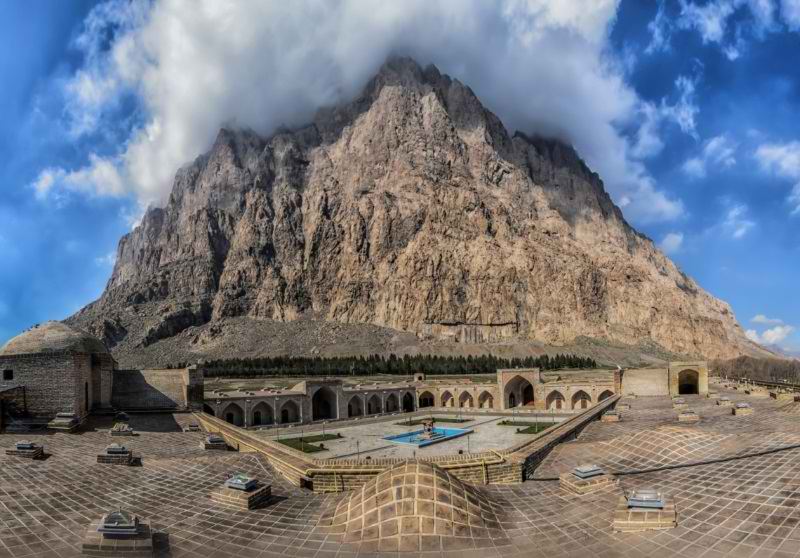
[255,412,566,459]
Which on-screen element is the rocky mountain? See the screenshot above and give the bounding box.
[68,58,771,367]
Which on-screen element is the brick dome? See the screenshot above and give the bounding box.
[326,462,507,552]
[0,321,108,356]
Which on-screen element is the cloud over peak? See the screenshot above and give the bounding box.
[32,0,684,225]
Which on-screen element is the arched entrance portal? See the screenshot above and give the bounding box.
[504,375,534,408]
[598,390,614,402]
[402,392,415,412]
[203,403,215,415]
[312,387,337,421]
[478,391,494,409]
[679,369,699,394]
[385,393,399,412]
[459,392,474,408]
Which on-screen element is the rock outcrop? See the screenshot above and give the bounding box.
[68,58,770,365]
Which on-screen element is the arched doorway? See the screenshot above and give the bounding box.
[459,391,474,408]
[523,384,534,405]
[679,369,699,394]
[203,403,215,415]
[222,403,244,426]
[367,394,381,415]
[402,392,415,412]
[546,391,565,411]
[504,375,534,408]
[418,391,434,408]
[280,400,300,423]
[251,402,273,426]
[348,395,364,417]
[441,391,454,407]
[312,386,337,421]
[385,393,399,412]
[571,390,591,410]
[598,390,614,402]
[478,391,494,409]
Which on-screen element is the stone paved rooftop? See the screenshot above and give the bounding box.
[5,383,800,556]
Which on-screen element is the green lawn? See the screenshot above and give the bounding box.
[276,433,341,453]
[396,417,472,426]
[498,420,555,434]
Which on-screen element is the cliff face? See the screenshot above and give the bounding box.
[68,58,769,363]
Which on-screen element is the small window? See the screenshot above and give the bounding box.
[2,370,12,381]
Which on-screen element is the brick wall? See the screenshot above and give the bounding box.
[0,352,80,418]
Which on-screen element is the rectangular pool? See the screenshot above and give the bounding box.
[383,427,473,447]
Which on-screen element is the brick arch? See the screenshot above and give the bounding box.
[220,402,244,426]
[250,401,274,426]
[347,395,364,417]
[441,391,454,408]
[279,400,300,424]
[458,391,474,408]
[385,393,399,412]
[311,386,337,421]
[367,393,382,415]
[598,390,614,401]
[546,390,566,411]
[571,390,591,410]
[478,391,494,409]
[418,391,435,408]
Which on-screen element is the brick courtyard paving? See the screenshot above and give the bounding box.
[4,386,800,557]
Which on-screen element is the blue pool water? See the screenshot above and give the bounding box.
[383,427,473,447]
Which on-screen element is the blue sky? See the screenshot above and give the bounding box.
[1,0,799,353]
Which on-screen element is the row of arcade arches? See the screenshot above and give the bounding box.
[208,400,300,427]
[311,387,416,421]
[417,390,496,409]
[544,389,614,410]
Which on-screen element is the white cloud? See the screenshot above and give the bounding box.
[32,154,125,201]
[632,75,701,159]
[650,1,778,58]
[722,203,755,238]
[782,0,800,29]
[754,140,800,213]
[752,314,784,325]
[679,0,737,44]
[755,141,800,178]
[658,232,684,254]
[746,324,795,345]
[682,134,737,178]
[41,0,684,224]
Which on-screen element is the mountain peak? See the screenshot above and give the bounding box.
[67,57,769,367]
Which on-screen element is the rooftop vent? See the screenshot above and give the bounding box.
[627,489,665,509]
[105,443,128,455]
[206,434,225,445]
[572,464,604,479]
[97,510,139,536]
[225,472,257,491]
[15,440,35,450]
